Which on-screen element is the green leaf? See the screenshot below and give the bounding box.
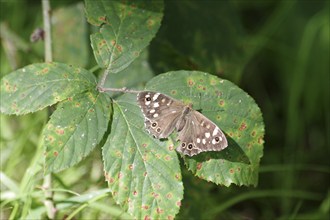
[102,94,183,219]
[103,50,154,95]
[44,91,111,174]
[86,0,164,72]
[52,3,89,67]
[0,62,96,115]
[144,71,265,186]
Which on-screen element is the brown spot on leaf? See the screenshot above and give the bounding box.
[118,172,123,179]
[99,16,106,22]
[168,144,174,151]
[116,44,122,52]
[142,143,147,148]
[143,172,147,177]
[157,208,164,214]
[53,151,58,156]
[230,169,234,174]
[176,201,181,207]
[128,164,133,170]
[171,90,177,95]
[258,136,264,144]
[219,100,224,106]
[175,173,181,180]
[237,167,241,172]
[144,216,150,220]
[197,163,202,170]
[215,90,222,97]
[210,79,217,85]
[56,129,64,135]
[164,155,171,161]
[188,79,195,87]
[251,131,256,137]
[239,122,247,131]
[142,205,149,210]
[47,135,54,142]
[167,216,174,220]
[75,102,81,107]
[133,190,137,196]
[151,192,159,198]
[166,193,173,199]
[147,19,155,28]
[115,151,122,158]
[111,40,116,46]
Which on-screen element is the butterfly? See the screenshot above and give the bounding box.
[137,91,228,156]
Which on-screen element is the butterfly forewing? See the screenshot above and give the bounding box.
[137,91,184,139]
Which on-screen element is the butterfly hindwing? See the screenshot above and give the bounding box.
[176,110,228,156]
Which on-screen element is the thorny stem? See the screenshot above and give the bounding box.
[42,0,56,219]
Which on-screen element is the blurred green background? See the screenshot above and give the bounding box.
[1,0,329,219]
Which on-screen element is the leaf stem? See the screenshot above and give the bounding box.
[42,0,56,219]
[97,66,110,89]
[98,86,142,94]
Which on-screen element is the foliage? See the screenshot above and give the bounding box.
[0,0,328,220]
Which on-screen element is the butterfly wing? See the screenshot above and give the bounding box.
[137,91,184,139]
[176,109,228,156]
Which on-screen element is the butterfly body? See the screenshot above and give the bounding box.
[137,91,228,156]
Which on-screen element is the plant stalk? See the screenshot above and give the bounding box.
[42,0,56,219]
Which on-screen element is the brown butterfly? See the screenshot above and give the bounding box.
[137,91,228,156]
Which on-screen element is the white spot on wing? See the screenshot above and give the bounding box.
[153,102,159,108]
[219,136,223,141]
[153,93,160,101]
[153,113,159,118]
[172,110,177,113]
[145,101,151,105]
[202,139,206,145]
[212,139,216,144]
[212,129,218,136]
[197,138,201,143]
[205,132,210,138]
[150,109,155,113]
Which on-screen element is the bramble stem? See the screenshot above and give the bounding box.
[42,0,56,219]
